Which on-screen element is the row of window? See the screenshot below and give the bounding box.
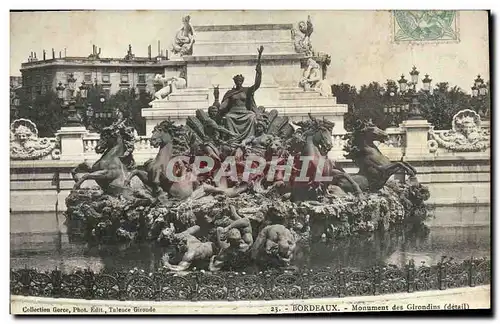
[82,73,147,84]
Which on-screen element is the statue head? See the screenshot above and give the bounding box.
[233,74,245,89]
[226,228,242,247]
[11,119,38,145]
[14,125,33,144]
[355,119,389,144]
[182,15,191,26]
[452,109,481,139]
[150,119,180,148]
[208,105,219,119]
[255,119,267,135]
[298,21,307,34]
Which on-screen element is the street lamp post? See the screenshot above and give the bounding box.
[58,75,87,127]
[471,74,489,118]
[380,67,432,125]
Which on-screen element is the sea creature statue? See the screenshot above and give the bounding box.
[341,119,418,192]
[153,74,187,100]
[291,15,314,55]
[71,122,136,194]
[299,58,331,97]
[429,109,490,152]
[285,114,362,200]
[171,15,195,56]
[10,118,60,160]
[124,119,198,200]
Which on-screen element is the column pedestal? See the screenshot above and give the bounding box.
[400,119,432,159]
[56,126,88,161]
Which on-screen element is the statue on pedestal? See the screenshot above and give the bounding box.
[153,74,187,100]
[171,15,195,56]
[218,46,264,143]
[291,16,314,55]
[299,58,331,97]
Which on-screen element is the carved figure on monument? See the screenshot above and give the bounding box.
[153,74,187,100]
[209,206,254,271]
[10,119,60,160]
[250,224,297,268]
[71,121,136,194]
[240,117,278,157]
[342,119,420,192]
[171,15,195,56]
[430,109,490,152]
[218,46,264,143]
[291,15,313,55]
[299,58,331,97]
[160,224,216,271]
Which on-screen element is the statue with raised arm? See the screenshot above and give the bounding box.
[291,15,314,55]
[172,15,195,56]
[218,46,264,143]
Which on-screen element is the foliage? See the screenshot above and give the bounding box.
[333,80,482,131]
[13,85,153,137]
[14,90,64,138]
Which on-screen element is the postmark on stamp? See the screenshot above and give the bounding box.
[393,10,459,43]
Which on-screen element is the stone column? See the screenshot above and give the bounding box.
[56,126,88,161]
[400,119,432,159]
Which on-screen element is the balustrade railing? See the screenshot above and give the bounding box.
[10,257,490,301]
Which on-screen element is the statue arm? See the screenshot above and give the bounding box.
[249,46,264,92]
[182,225,201,236]
[164,252,194,271]
[306,16,313,37]
[216,227,230,250]
[249,63,262,93]
[218,98,230,115]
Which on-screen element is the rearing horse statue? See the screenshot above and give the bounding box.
[71,124,136,194]
[124,120,197,200]
[285,114,362,200]
[341,119,418,192]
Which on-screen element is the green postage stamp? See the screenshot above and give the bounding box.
[393,10,459,42]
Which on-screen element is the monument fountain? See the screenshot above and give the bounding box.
[65,41,431,272]
[10,16,490,305]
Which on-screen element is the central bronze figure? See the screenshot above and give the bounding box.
[218,46,264,142]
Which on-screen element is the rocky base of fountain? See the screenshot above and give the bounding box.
[65,179,430,253]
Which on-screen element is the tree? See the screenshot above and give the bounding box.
[334,79,475,131]
[15,90,64,137]
[419,83,470,130]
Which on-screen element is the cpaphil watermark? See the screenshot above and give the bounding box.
[164,155,334,184]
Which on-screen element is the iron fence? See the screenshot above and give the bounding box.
[10,257,490,301]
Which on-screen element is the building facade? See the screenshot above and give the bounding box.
[19,46,176,100]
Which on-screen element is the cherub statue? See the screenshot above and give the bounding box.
[298,58,331,97]
[291,15,314,55]
[10,118,58,160]
[172,15,195,56]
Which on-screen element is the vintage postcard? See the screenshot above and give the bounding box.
[9,10,491,315]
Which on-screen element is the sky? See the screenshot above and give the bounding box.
[10,10,490,92]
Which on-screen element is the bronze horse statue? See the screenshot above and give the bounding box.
[71,124,136,194]
[124,120,197,200]
[339,119,417,192]
[277,114,362,200]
